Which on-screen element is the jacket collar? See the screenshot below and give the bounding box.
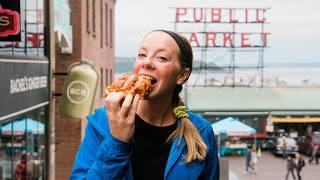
[86,107,109,138]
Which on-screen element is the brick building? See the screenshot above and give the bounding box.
[54,0,116,179]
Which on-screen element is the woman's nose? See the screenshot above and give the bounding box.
[142,56,155,69]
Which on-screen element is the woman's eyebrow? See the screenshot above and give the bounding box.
[139,47,171,54]
[157,48,168,52]
[156,48,172,55]
[139,47,147,51]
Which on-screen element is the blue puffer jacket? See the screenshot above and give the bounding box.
[70,107,219,180]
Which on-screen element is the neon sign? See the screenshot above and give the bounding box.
[0,9,20,37]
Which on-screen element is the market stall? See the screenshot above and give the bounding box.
[212,117,256,156]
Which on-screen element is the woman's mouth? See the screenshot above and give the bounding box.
[140,74,158,86]
[151,79,158,85]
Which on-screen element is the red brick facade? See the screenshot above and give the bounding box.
[54,0,115,179]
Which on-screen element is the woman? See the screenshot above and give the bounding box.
[70,30,220,179]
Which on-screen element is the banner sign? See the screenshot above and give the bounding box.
[0,61,49,121]
[0,0,21,41]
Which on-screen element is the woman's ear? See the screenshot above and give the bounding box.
[177,68,191,85]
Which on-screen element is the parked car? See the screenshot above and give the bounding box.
[298,132,320,156]
[271,136,298,156]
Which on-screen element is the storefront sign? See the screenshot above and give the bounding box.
[10,75,47,94]
[0,60,49,121]
[0,0,21,41]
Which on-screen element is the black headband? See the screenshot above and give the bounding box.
[155,30,192,69]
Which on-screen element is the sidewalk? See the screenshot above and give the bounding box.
[227,151,319,180]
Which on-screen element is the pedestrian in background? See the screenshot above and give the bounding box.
[69,30,220,179]
[243,145,252,174]
[295,153,305,180]
[15,153,27,180]
[285,155,296,180]
[250,146,258,174]
[308,142,319,164]
[282,135,288,158]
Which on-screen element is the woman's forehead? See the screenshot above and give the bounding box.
[140,31,180,53]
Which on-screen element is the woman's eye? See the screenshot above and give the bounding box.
[158,56,168,61]
[138,53,146,58]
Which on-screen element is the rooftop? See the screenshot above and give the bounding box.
[185,87,320,112]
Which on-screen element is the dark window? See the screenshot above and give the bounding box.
[110,69,113,82]
[92,0,96,37]
[110,9,113,48]
[106,68,109,85]
[100,0,103,48]
[86,0,90,33]
[100,68,104,97]
[105,3,108,47]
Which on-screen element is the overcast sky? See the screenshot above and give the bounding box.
[115,0,320,64]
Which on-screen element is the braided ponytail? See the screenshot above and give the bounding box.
[167,89,207,163]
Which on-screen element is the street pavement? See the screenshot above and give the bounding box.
[227,151,319,180]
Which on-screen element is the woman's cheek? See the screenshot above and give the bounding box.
[133,63,140,74]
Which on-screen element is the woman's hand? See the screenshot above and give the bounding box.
[105,92,140,143]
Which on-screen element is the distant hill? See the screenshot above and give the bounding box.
[115,57,135,74]
[115,56,221,75]
[115,57,320,86]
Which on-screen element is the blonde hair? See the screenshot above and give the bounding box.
[167,97,207,163]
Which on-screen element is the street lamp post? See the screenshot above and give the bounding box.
[254,117,258,149]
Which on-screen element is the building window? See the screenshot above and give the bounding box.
[100,68,104,97]
[106,68,109,85]
[0,0,46,57]
[92,0,96,37]
[110,69,113,82]
[100,0,103,48]
[105,3,108,47]
[0,107,47,179]
[86,0,90,33]
[110,9,113,48]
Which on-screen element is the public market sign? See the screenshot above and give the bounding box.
[173,7,270,48]
[0,0,21,41]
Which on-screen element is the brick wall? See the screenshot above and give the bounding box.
[54,0,115,179]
